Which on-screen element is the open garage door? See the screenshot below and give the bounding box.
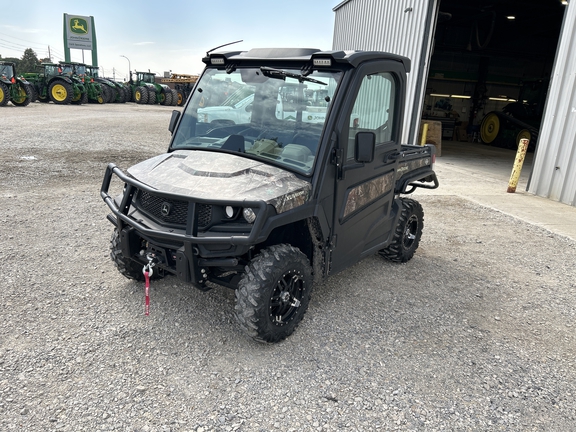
[333,1,565,149]
[425,0,565,152]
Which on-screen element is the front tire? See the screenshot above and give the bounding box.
[379,198,424,263]
[0,82,9,106]
[235,244,313,343]
[134,86,148,104]
[10,84,31,106]
[110,229,145,281]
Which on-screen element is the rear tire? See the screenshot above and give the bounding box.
[124,86,133,102]
[49,80,73,104]
[101,85,113,103]
[27,84,38,102]
[147,90,157,105]
[161,90,172,106]
[176,90,186,106]
[235,244,313,343]
[171,89,178,106]
[480,112,501,145]
[379,198,424,263]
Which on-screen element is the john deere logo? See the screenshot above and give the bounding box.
[70,18,88,35]
[160,202,172,217]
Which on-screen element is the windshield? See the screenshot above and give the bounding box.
[171,67,341,175]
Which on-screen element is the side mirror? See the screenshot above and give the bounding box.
[355,131,375,163]
[168,110,181,134]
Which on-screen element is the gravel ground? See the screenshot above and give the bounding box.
[1,103,576,431]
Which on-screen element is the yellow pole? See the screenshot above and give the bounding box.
[420,122,429,146]
[507,138,530,193]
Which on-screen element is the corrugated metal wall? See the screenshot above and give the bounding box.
[332,0,438,144]
[528,2,576,206]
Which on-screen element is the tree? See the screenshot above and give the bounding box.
[19,48,40,73]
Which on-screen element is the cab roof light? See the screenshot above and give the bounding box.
[211,57,226,65]
[313,58,332,67]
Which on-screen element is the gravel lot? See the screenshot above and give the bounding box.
[1,103,576,431]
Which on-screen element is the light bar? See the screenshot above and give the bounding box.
[210,58,225,65]
[313,58,332,67]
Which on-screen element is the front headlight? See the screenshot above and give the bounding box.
[243,208,256,224]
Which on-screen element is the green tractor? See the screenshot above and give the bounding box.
[59,62,106,104]
[0,62,34,107]
[129,70,177,105]
[23,63,86,105]
[85,65,127,103]
[480,80,548,151]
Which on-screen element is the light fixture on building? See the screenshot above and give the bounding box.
[488,97,517,102]
[429,93,470,99]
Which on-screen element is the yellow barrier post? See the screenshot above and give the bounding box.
[420,122,429,146]
[507,138,530,193]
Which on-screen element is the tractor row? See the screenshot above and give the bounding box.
[1,61,187,108]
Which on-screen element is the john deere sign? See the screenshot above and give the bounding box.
[64,14,93,49]
[63,14,98,66]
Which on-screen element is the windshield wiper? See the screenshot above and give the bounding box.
[260,67,327,85]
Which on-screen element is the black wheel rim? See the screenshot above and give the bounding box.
[268,270,304,326]
[403,214,419,249]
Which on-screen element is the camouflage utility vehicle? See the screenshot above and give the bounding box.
[101,48,439,343]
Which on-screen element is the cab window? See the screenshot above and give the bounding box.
[347,72,396,159]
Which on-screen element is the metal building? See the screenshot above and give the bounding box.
[332,0,576,207]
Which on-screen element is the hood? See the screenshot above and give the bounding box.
[127,150,311,213]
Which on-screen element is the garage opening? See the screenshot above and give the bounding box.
[424,0,566,156]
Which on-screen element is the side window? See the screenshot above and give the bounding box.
[347,72,396,159]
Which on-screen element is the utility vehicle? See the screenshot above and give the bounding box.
[101,47,439,343]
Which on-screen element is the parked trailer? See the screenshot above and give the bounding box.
[160,73,199,106]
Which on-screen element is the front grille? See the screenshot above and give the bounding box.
[136,190,212,228]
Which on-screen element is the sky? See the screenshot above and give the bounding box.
[0,0,339,81]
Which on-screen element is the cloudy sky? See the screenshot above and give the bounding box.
[1,0,338,80]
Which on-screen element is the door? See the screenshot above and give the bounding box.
[329,61,405,274]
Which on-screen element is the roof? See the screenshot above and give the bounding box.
[204,48,411,72]
[333,0,353,11]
